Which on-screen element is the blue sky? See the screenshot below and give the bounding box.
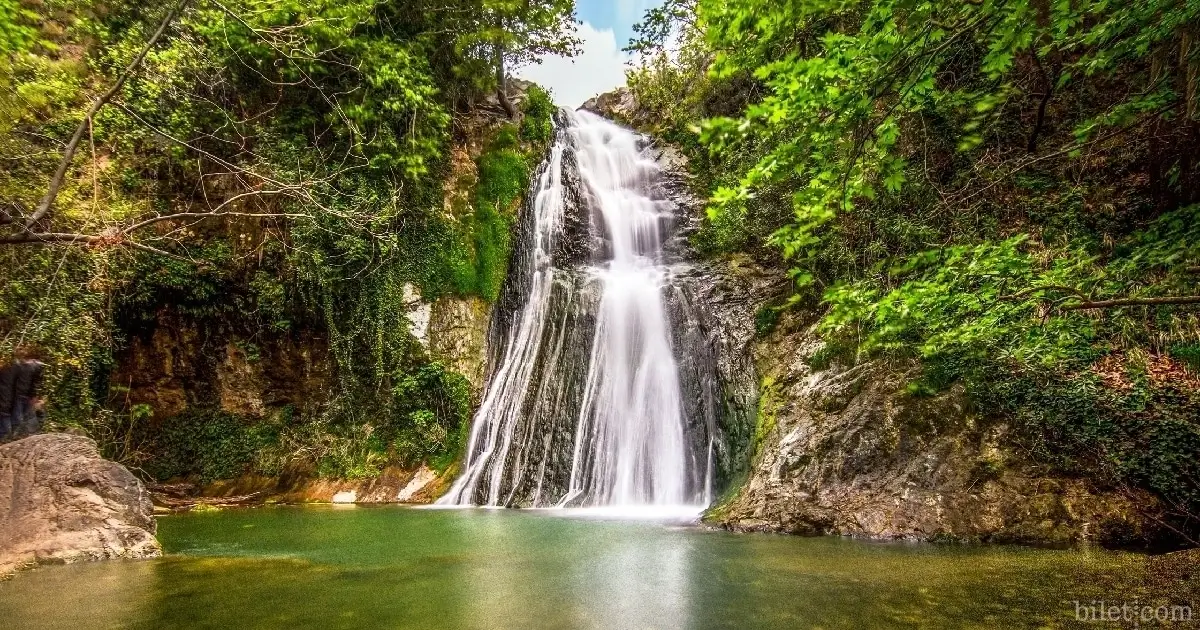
[516,0,664,108]
[576,0,660,50]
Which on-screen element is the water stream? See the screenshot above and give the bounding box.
[440,110,712,510]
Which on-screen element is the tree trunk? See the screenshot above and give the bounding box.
[495,43,518,120]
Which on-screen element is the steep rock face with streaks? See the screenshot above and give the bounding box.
[707,304,1168,546]
[104,86,552,501]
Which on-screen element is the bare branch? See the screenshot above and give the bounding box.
[122,240,199,262]
[999,284,1200,311]
[123,210,309,234]
[999,284,1093,302]
[26,0,192,228]
[0,232,103,245]
[1061,295,1200,310]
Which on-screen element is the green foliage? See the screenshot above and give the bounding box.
[435,122,541,301]
[0,0,37,54]
[629,0,1200,525]
[0,246,114,424]
[461,0,579,78]
[692,0,1198,286]
[751,376,780,461]
[1171,344,1200,372]
[822,206,1200,386]
[249,270,292,333]
[520,84,555,145]
[982,369,1200,516]
[388,363,474,470]
[753,304,781,338]
[470,129,528,300]
[186,0,453,178]
[313,423,389,480]
[806,341,857,373]
[259,362,473,479]
[0,0,570,484]
[142,409,277,483]
[115,243,241,324]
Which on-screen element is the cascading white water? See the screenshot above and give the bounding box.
[438,109,707,511]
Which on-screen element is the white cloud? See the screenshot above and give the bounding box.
[516,21,631,109]
[617,0,658,23]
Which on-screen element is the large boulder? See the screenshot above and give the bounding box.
[0,433,160,577]
[580,88,642,127]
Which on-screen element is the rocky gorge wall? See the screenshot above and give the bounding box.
[706,296,1172,546]
[585,89,1181,549]
[102,87,1184,547]
[104,91,543,505]
[113,291,492,426]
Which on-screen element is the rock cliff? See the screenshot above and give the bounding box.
[586,88,1178,548]
[707,301,1170,546]
[0,434,160,577]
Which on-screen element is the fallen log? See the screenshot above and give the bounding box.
[151,492,262,512]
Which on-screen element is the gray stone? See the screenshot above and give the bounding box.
[707,304,1170,547]
[0,433,160,577]
[428,295,493,396]
[581,88,641,126]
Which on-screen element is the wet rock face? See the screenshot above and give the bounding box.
[489,273,600,505]
[666,262,759,498]
[0,434,160,577]
[654,155,761,497]
[708,309,1172,547]
[468,128,604,505]
[546,128,596,269]
[451,110,756,506]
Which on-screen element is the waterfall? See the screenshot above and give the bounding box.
[438,109,715,510]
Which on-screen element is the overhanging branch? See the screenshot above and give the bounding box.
[25,0,192,228]
[1000,284,1200,311]
[1061,295,1200,310]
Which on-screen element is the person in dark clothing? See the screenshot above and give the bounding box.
[0,360,15,441]
[12,355,45,437]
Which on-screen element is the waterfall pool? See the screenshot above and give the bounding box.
[0,505,1192,629]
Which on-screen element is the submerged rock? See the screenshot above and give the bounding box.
[0,434,160,577]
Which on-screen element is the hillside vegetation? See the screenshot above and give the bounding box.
[0,0,567,481]
[626,0,1200,539]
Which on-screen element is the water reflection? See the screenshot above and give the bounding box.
[0,559,157,628]
[449,509,695,628]
[0,506,1193,630]
[570,522,692,629]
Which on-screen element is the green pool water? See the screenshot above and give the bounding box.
[0,505,1193,629]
